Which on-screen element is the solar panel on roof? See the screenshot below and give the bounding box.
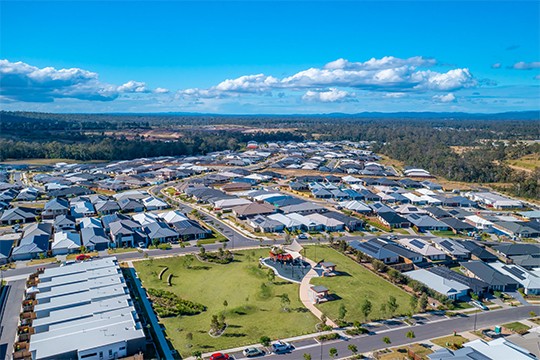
[502,265,526,280]
[440,240,453,249]
[410,239,426,249]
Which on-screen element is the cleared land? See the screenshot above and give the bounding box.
[506,154,540,173]
[308,246,413,323]
[134,249,318,357]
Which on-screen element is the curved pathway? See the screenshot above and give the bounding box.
[299,258,338,328]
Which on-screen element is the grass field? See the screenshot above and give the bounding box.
[134,249,318,357]
[307,246,413,323]
[506,154,540,172]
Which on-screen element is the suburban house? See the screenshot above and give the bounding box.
[171,219,211,240]
[70,200,96,218]
[143,221,180,244]
[0,233,19,264]
[42,198,70,219]
[11,223,52,260]
[460,261,519,292]
[53,214,77,231]
[377,211,411,229]
[440,217,476,234]
[232,202,276,219]
[94,200,120,215]
[489,262,540,295]
[51,231,82,255]
[397,238,446,261]
[461,240,499,262]
[267,213,303,231]
[247,215,285,233]
[306,213,345,232]
[81,226,111,251]
[430,238,470,260]
[0,207,38,225]
[349,239,399,264]
[142,196,169,211]
[405,269,469,300]
[428,266,489,296]
[109,221,139,248]
[407,214,449,232]
[118,198,145,213]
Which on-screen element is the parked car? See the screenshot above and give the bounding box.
[209,353,231,360]
[138,242,147,248]
[271,341,294,354]
[242,347,265,357]
[297,233,308,240]
[471,300,488,311]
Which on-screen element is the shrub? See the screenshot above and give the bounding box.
[345,327,369,336]
[317,333,340,342]
[147,288,206,317]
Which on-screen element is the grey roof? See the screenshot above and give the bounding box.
[81,227,110,247]
[144,221,179,239]
[407,213,449,228]
[44,197,70,211]
[493,243,540,257]
[428,266,489,294]
[53,214,76,227]
[172,219,211,236]
[0,207,37,221]
[460,261,519,287]
[441,217,476,231]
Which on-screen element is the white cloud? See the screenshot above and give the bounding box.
[384,92,406,98]
[215,74,279,93]
[491,63,502,69]
[302,88,356,103]
[180,56,477,100]
[154,87,170,94]
[512,61,540,70]
[324,56,436,70]
[0,59,166,102]
[117,80,149,93]
[432,93,456,103]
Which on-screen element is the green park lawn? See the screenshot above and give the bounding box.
[133,249,318,357]
[307,246,413,323]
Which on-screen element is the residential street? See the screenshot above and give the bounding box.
[244,305,540,360]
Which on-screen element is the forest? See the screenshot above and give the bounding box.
[1,111,538,199]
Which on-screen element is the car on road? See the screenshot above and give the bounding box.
[209,352,231,360]
[297,233,309,240]
[271,341,294,354]
[138,242,147,249]
[242,347,265,357]
[471,300,488,311]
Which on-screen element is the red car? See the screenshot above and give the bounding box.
[209,353,230,360]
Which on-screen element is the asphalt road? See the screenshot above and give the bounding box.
[0,279,26,360]
[246,305,540,360]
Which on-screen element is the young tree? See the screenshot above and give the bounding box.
[380,303,387,318]
[361,299,372,321]
[223,300,228,309]
[418,293,429,312]
[387,296,399,317]
[382,336,391,345]
[186,332,193,348]
[267,269,276,282]
[410,295,418,311]
[348,344,358,356]
[372,259,387,272]
[406,330,416,340]
[260,336,271,347]
[303,354,312,360]
[338,303,347,320]
[320,313,327,327]
[329,347,338,358]
[280,293,291,312]
[192,350,202,360]
[284,232,291,244]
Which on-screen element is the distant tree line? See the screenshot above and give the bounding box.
[1,111,538,199]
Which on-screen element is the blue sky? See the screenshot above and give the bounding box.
[1,0,539,113]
